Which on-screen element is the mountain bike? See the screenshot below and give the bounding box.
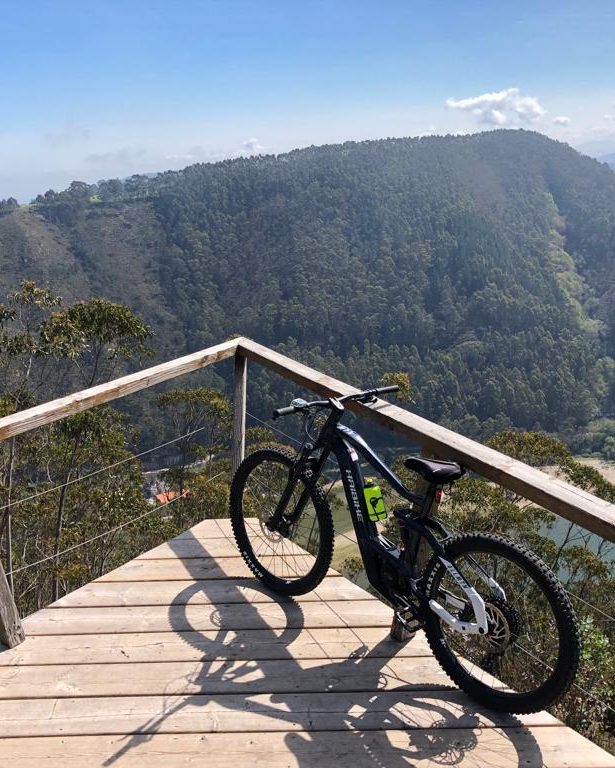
[229,386,581,714]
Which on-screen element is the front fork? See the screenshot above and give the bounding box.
[265,452,322,534]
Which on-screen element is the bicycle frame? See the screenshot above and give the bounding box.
[270,401,491,634]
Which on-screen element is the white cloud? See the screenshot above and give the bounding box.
[553,116,571,126]
[446,87,546,126]
[604,114,615,122]
[241,137,265,155]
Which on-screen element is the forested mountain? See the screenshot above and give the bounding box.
[2,129,615,445]
[599,152,615,170]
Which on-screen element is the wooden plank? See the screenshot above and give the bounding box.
[0,626,430,665]
[1,728,614,768]
[50,576,370,608]
[238,338,615,541]
[135,538,251,558]
[231,353,247,475]
[0,690,560,738]
[0,338,240,441]
[174,518,238,539]
[174,516,300,541]
[94,557,337,582]
[0,557,24,649]
[0,656,452,698]
[135,535,309,559]
[22,600,394,635]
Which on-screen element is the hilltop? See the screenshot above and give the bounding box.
[1,130,615,445]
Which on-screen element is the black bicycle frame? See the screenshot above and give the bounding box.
[267,398,491,630]
[326,422,432,606]
[275,405,446,609]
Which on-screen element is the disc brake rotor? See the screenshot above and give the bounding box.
[460,596,522,654]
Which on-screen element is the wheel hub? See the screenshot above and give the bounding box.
[460,596,522,653]
[263,516,290,539]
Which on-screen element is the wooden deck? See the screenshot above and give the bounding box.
[0,520,613,767]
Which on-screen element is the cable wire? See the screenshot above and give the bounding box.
[566,590,615,624]
[7,470,227,576]
[0,425,212,514]
[246,410,301,446]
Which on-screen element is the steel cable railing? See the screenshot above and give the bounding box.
[0,424,214,515]
[6,469,228,577]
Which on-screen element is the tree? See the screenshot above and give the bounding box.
[0,282,64,585]
[157,387,232,527]
[39,299,152,387]
[12,407,149,610]
[0,197,19,214]
[0,283,155,601]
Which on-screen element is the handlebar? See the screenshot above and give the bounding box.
[271,405,298,419]
[271,385,399,420]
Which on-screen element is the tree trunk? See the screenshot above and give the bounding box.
[52,437,80,602]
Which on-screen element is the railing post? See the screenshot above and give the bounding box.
[0,558,24,648]
[232,353,247,476]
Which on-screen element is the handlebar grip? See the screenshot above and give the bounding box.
[272,405,297,420]
[376,385,400,395]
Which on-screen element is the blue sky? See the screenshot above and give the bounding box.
[2,0,614,200]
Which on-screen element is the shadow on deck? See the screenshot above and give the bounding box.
[0,519,612,767]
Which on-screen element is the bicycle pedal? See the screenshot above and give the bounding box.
[391,611,421,642]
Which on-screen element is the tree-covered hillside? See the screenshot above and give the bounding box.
[2,130,615,443]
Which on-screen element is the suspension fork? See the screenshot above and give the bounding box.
[266,448,331,532]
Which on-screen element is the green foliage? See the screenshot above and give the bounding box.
[381,371,413,402]
[40,298,153,385]
[339,555,364,582]
[0,284,165,610]
[0,198,19,214]
[156,387,233,527]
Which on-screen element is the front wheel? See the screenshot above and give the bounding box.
[423,533,580,713]
[229,447,334,596]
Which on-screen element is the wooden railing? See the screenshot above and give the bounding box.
[1,336,615,648]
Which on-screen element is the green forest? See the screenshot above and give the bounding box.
[1,129,615,450]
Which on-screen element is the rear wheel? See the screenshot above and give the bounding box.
[230,448,334,596]
[423,533,580,713]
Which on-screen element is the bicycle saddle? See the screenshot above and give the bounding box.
[404,457,465,483]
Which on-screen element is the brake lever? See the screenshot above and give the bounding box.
[356,394,378,404]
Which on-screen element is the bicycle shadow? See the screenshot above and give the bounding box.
[103,524,545,767]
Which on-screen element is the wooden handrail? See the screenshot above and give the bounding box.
[237,338,615,542]
[1,334,614,541]
[2,334,615,649]
[0,338,240,442]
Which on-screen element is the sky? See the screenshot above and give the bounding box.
[1,0,615,201]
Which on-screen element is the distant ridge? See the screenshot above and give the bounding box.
[2,129,615,446]
[598,152,615,169]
